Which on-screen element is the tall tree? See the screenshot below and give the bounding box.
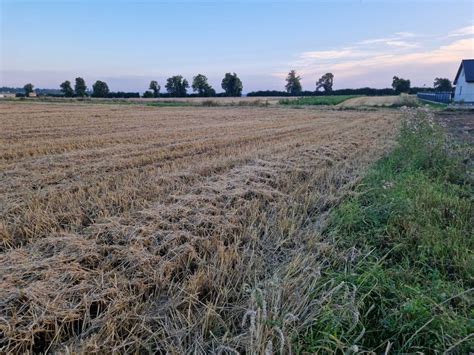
[316,73,334,93]
[221,72,243,97]
[91,80,110,98]
[285,70,302,95]
[165,75,189,97]
[192,74,215,97]
[433,78,453,92]
[23,83,34,96]
[392,76,411,94]
[60,80,74,97]
[74,77,87,97]
[149,80,161,98]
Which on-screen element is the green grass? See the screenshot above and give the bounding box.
[418,98,449,109]
[279,95,359,106]
[146,101,191,107]
[298,110,473,353]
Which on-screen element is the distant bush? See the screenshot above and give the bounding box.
[106,92,140,98]
[142,91,154,98]
[391,94,419,108]
[279,95,358,106]
[247,90,293,97]
[235,99,269,107]
[201,100,219,106]
[409,87,439,94]
[332,88,395,96]
[248,88,397,97]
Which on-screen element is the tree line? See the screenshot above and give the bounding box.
[284,71,335,95]
[48,73,242,98]
[251,72,453,97]
[284,71,453,95]
[18,71,454,98]
[143,73,243,98]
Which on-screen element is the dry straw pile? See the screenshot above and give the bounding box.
[0,103,399,353]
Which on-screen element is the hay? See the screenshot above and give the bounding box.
[0,102,399,352]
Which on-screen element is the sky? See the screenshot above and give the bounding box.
[1,0,473,93]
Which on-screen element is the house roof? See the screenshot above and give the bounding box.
[454,59,474,85]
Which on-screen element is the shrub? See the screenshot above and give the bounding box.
[279,95,358,106]
[201,100,219,106]
[142,91,154,98]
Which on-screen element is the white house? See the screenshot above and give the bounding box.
[453,59,474,103]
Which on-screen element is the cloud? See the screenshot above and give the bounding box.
[329,39,472,74]
[357,32,419,47]
[277,28,474,88]
[448,25,474,37]
[385,40,419,49]
[395,32,416,38]
[299,48,372,60]
[302,38,472,77]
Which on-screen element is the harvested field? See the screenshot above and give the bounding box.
[5,96,287,106]
[337,95,418,108]
[436,110,474,144]
[137,96,286,105]
[0,102,400,353]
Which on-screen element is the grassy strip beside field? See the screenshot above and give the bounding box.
[299,110,473,352]
[279,95,359,106]
[418,98,449,109]
[146,101,192,107]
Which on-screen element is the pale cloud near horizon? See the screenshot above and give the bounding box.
[276,26,474,88]
[299,49,376,60]
[356,31,418,46]
[448,25,474,37]
[394,32,416,38]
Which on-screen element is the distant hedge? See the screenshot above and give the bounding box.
[106,92,140,98]
[7,86,439,99]
[247,87,436,97]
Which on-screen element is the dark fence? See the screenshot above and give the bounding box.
[417,92,452,104]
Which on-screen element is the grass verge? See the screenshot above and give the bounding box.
[279,95,359,106]
[418,99,449,109]
[146,101,192,107]
[299,109,473,353]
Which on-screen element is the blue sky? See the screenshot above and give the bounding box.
[1,0,473,93]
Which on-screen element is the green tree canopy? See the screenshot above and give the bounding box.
[149,80,161,98]
[91,80,110,98]
[23,83,34,96]
[165,75,189,97]
[316,73,334,93]
[392,76,411,94]
[285,70,302,95]
[60,80,74,97]
[192,74,215,97]
[142,91,154,98]
[221,72,243,97]
[433,78,453,92]
[74,77,87,97]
